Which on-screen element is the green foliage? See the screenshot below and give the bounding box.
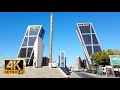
[92,52,101,65]
[107,49,114,55]
[89,64,98,69]
[92,50,110,66]
[92,49,120,66]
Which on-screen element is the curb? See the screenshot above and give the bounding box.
[80,72,99,78]
[69,71,81,78]
[58,67,69,78]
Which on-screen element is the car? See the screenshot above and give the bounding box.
[52,62,57,68]
[87,69,92,73]
[84,68,89,72]
[80,68,84,71]
[113,68,120,77]
[92,70,97,74]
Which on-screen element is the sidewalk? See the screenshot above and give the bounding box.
[0,67,65,78]
[80,72,119,78]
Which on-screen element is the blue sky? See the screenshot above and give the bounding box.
[0,12,120,67]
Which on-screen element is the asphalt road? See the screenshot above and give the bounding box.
[75,72,97,78]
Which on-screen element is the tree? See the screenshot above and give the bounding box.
[107,49,114,55]
[92,49,120,66]
[92,50,110,66]
[89,64,98,69]
[92,52,102,65]
[100,50,110,65]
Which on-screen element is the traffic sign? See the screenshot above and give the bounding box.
[109,55,120,66]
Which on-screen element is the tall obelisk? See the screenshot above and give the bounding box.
[49,12,53,68]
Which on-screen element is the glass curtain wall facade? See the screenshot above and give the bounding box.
[17,25,45,66]
[76,23,102,66]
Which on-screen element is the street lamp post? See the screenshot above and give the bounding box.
[49,12,53,68]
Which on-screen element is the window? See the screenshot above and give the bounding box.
[61,52,64,57]
[91,27,94,33]
[92,34,99,44]
[82,35,91,44]
[29,59,33,66]
[39,28,45,39]
[79,25,90,33]
[18,48,26,58]
[93,46,102,53]
[31,53,34,59]
[28,37,36,46]
[22,37,28,46]
[26,59,29,66]
[29,26,40,35]
[86,46,92,56]
[27,48,33,57]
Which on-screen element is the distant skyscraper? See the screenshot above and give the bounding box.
[17,25,45,67]
[76,56,81,67]
[60,51,65,67]
[76,23,102,68]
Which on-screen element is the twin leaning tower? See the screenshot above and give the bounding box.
[17,13,102,69]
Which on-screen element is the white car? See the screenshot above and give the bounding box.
[52,62,57,68]
[84,68,88,72]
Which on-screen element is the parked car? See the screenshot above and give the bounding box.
[52,62,57,68]
[84,68,89,72]
[80,68,84,71]
[92,70,97,74]
[114,68,120,77]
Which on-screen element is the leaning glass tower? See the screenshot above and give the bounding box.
[17,25,45,67]
[76,23,102,68]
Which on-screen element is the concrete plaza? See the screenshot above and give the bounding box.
[0,67,66,78]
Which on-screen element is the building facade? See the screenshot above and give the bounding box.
[76,23,102,68]
[76,56,82,68]
[42,57,49,66]
[17,25,45,67]
[82,59,87,68]
[60,51,65,67]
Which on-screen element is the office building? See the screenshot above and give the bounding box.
[17,25,45,67]
[42,57,49,66]
[76,23,102,68]
[60,51,65,67]
[76,56,82,68]
[82,59,87,68]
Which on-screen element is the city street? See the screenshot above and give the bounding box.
[75,72,97,78]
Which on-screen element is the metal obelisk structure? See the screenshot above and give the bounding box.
[49,12,53,68]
